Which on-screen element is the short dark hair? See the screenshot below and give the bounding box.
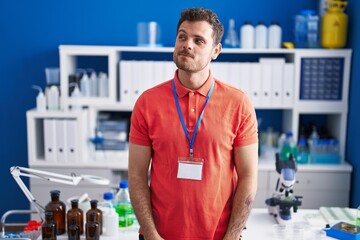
[176,8,224,45]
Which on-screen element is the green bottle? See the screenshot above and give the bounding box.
[280,132,298,161]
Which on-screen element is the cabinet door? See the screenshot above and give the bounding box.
[269,171,350,209]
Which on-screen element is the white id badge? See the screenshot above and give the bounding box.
[177,157,204,181]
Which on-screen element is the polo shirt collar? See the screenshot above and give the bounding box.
[174,70,214,98]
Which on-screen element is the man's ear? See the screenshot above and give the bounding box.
[212,43,222,60]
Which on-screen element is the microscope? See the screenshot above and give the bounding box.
[265,153,303,225]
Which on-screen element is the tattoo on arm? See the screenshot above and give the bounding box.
[229,194,256,236]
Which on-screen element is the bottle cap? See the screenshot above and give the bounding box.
[90,199,98,208]
[71,199,79,207]
[119,180,129,189]
[286,131,293,137]
[103,192,113,200]
[50,190,60,197]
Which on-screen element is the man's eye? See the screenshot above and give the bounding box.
[195,39,205,44]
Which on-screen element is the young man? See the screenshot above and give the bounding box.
[128,7,258,240]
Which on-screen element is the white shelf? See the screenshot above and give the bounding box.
[31,45,353,167]
[26,45,354,209]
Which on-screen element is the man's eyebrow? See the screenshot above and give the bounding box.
[178,29,204,39]
[178,29,187,34]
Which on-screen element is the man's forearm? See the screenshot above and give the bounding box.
[128,175,161,239]
[223,177,257,240]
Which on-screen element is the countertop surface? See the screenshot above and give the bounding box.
[36,208,340,239]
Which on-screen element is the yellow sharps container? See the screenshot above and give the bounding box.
[321,0,348,48]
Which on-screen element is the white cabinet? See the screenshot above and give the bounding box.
[26,45,353,208]
[256,161,352,209]
[26,109,91,166]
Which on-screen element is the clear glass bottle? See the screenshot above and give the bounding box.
[115,180,135,228]
[86,200,103,235]
[67,216,80,240]
[45,190,66,235]
[296,138,309,164]
[86,212,100,240]
[42,211,57,240]
[67,199,84,235]
[224,19,239,48]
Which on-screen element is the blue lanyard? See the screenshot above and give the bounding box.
[172,79,215,157]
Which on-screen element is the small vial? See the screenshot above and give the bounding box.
[86,212,100,240]
[42,212,57,240]
[68,216,80,240]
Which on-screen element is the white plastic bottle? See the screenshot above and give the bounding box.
[32,85,46,112]
[89,70,98,97]
[98,72,108,97]
[268,21,282,49]
[102,207,119,236]
[80,73,90,97]
[240,21,254,49]
[255,21,268,49]
[46,85,60,111]
[70,83,82,111]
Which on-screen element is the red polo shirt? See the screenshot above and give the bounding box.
[129,70,258,239]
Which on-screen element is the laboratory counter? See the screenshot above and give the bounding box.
[37,208,341,239]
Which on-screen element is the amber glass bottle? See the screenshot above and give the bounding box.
[86,200,103,235]
[67,199,84,234]
[68,216,80,240]
[45,190,66,235]
[86,212,100,240]
[42,211,57,240]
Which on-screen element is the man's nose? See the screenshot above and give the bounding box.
[183,39,193,50]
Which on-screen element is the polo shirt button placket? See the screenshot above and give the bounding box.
[189,91,196,127]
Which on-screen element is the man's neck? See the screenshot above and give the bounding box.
[177,69,210,90]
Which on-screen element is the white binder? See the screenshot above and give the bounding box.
[250,63,262,106]
[259,58,285,106]
[271,62,284,106]
[211,62,229,84]
[260,63,272,106]
[164,61,177,82]
[153,61,165,86]
[130,61,146,105]
[43,118,57,162]
[228,62,241,88]
[238,63,251,94]
[119,60,132,105]
[283,63,294,107]
[66,119,78,162]
[55,119,67,163]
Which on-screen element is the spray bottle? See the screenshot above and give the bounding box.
[32,85,46,112]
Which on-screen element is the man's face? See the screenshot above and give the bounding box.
[173,20,220,73]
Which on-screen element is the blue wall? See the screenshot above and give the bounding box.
[0,0,359,219]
